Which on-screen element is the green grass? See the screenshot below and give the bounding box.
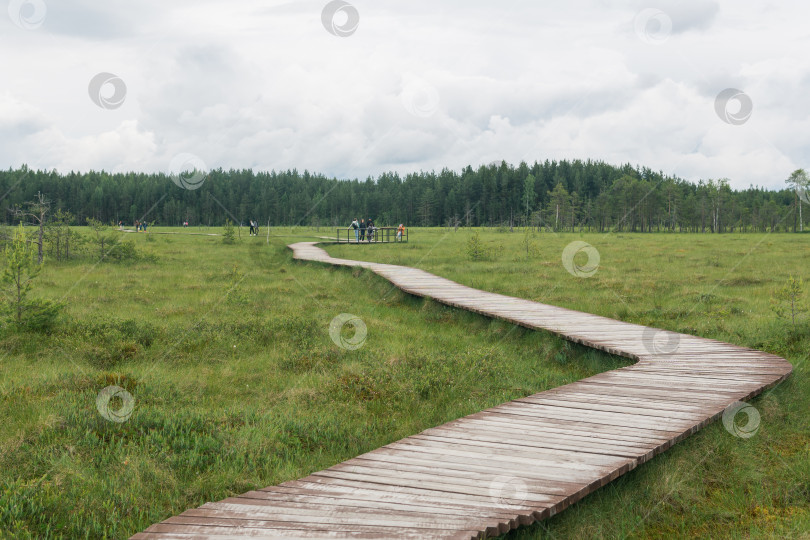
[0,226,630,538]
[0,227,807,538]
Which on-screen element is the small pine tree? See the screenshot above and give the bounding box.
[466,231,487,261]
[48,209,74,261]
[771,275,807,330]
[3,225,40,326]
[223,220,236,244]
[522,227,534,259]
[86,217,112,260]
[2,224,62,330]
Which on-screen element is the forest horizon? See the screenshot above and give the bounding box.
[2,158,807,233]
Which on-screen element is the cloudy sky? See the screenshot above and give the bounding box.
[1,0,808,189]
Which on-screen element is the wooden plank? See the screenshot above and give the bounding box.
[426,421,657,452]
[224,490,524,525]
[262,480,540,516]
[449,415,669,446]
[144,522,477,539]
[177,507,507,536]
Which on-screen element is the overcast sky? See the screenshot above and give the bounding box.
[1,0,808,190]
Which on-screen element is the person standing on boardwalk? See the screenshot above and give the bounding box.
[366,219,374,242]
[359,218,366,242]
[249,220,255,236]
[396,223,404,241]
[349,218,359,242]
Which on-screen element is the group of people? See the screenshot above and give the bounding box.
[248,220,260,236]
[348,219,406,243]
[349,218,376,242]
[121,220,149,232]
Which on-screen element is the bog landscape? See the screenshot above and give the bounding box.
[0,162,808,538]
[2,1,810,539]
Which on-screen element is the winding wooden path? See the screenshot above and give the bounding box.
[136,241,792,539]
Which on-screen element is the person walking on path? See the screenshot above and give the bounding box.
[396,223,404,242]
[359,219,366,242]
[349,218,359,242]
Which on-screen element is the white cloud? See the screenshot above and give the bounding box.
[1,0,809,189]
[0,93,48,135]
[26,120,157,173]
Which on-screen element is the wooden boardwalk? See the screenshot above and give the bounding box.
[136,241,793,539]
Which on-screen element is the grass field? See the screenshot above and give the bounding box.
[0,226,807,538]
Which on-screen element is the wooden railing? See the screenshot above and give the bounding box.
[337,227,408,243]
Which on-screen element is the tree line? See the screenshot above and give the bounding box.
[1,161,807,232]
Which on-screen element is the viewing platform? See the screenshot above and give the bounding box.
[335,227,408,244]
